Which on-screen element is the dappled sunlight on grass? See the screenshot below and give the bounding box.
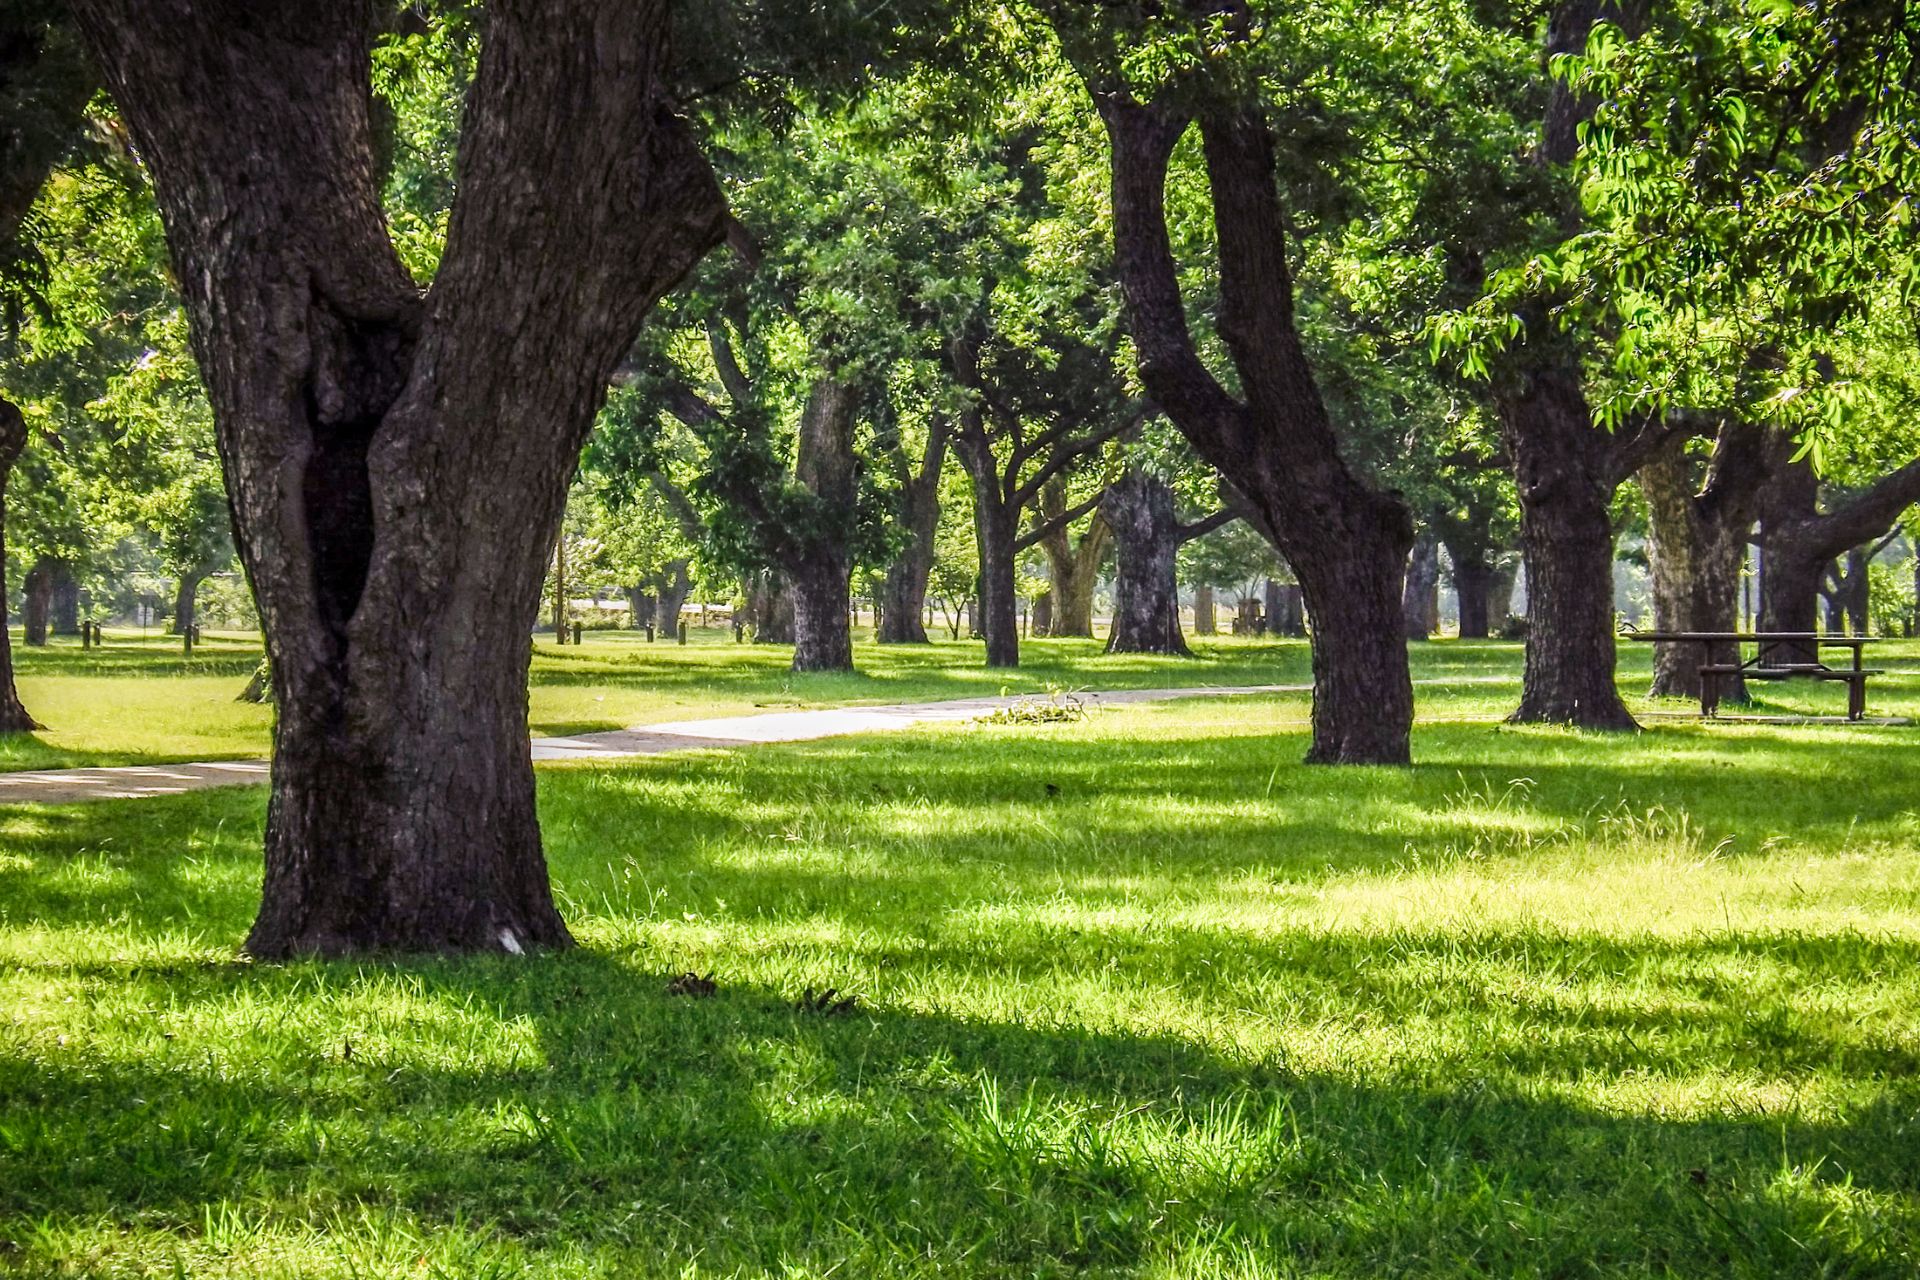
[1,662,1918,1275]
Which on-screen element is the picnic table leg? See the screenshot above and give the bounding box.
[1700,667,1717,719]
[1849,677,1865,722]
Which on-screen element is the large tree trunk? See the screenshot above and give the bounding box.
[1402,531,1439,641]
[50,564,78,636]
[876,451,939,643]
[0,402,40,731]
[628,586,654,630]
[653,560,692,638]
[1103,469,1188,655]
[1638,430,1764,701]
[1193,583,1217,635]
[1497,370,1638,729]
[1034,480,1107,638]
[73,0,723,957]
[21,556,55,647]
[1452,555,1494,639]
[783,378,857,672]
[745,571,795,644]
[171,570,206,638]
[1094,93,1413,762]
[955,430,1021,667]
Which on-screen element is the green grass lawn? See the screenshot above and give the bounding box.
[0,649,1916,1276]
[6,624,1920,773]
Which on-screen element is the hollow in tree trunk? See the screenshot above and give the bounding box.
[0,401,40,731]
[1103,469,1188,655]
[71,0,724,956]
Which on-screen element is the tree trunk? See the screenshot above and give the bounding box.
[50,564,78,635]
[783,378,857,672]
[1030,591,1055,637]
[1497,370,1638,730]
[1402,532,1439,640]
[1638,432,1761,701]
[0,401,41,731]
[628,586,654,630]
[1094,93,1413,761]
[1453,556,1493,639]
[1269,581,1305,636]
[654,560,692,638]
[955,430,1020,667]
[1193,583,1217,635]
[172,570,205,638]
[71,0,724,956]
[876,511,935,644]
[21,556,54,647]
[744,571,794,644]
[1034,481,1107,638]
[1102,469,1188,655]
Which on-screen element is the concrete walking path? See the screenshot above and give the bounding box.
[0,683,1304,806]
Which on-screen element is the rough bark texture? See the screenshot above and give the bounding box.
[1102,470,1187,655]
[1095,92,1413,762]
[958,430,1021,667]
[628,586,654,630]
[746,572,794,644]
[1268,580,1305,636]
[877,418,947,644]
[72,0,724,957]
[1638,425,1768,700]
[20,556,54,647]
[1452,556,1494,639]
[1193,583,1216,635]
[0,402,40,731]
[1402,532,1439,640]
[1034,480,1107,637]
[787,379,859,671]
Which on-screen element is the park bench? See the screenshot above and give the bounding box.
[1623,629,1881,720]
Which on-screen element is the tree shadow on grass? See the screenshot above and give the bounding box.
[0,949,1913,1277]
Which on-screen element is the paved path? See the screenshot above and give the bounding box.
[0,684,1301,806]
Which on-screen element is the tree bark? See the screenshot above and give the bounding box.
[876,420,946,644]
[21,556,54,647]
[628,586,654,630]
[1102,469,1188,655]
[171,570,206,638]
[1402,532,1439,640]
[653,560,692,638]
[746,572,794,644]
[1193,583,1216,635]
[1094,92,1413,762]
[785,378,858,672]
[966,453,1021,667]
[1034,480,1107,637]
[1496,367,1638,729]
[1452,557,1493,639]
[0,402,41,731]
[72,0,724,957]
[1638,426,1768,700]
[50,565,78,636]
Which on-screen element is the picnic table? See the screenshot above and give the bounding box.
[1621,629,1881,721]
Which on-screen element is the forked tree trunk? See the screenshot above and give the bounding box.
[72,0,723,956]
[21,557,54,647]
[0,401,41,731]
[1193,583,1216,635]
[1093,92,1414,762]
[1402,532,1439,640]
[1035,481,1107,638]
[653,560,691,638]
[1497,368,1638,730]
[1103,469,1188,655]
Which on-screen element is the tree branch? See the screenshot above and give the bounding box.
[1016,490,1106,553]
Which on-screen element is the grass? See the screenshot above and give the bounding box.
[6,624,1919,773]
[0,644,1917,1276]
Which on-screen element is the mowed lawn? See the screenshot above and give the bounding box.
[0,640,1917,1277]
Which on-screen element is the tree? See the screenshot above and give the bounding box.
[1047,7,1418,763]
[1102,465,1234,655]
[71,0,725,956]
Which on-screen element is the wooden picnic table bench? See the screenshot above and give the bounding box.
[1621,629,1881,721]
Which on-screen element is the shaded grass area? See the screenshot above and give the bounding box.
[1,692,1916,1276]
[5,625,1920,773]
